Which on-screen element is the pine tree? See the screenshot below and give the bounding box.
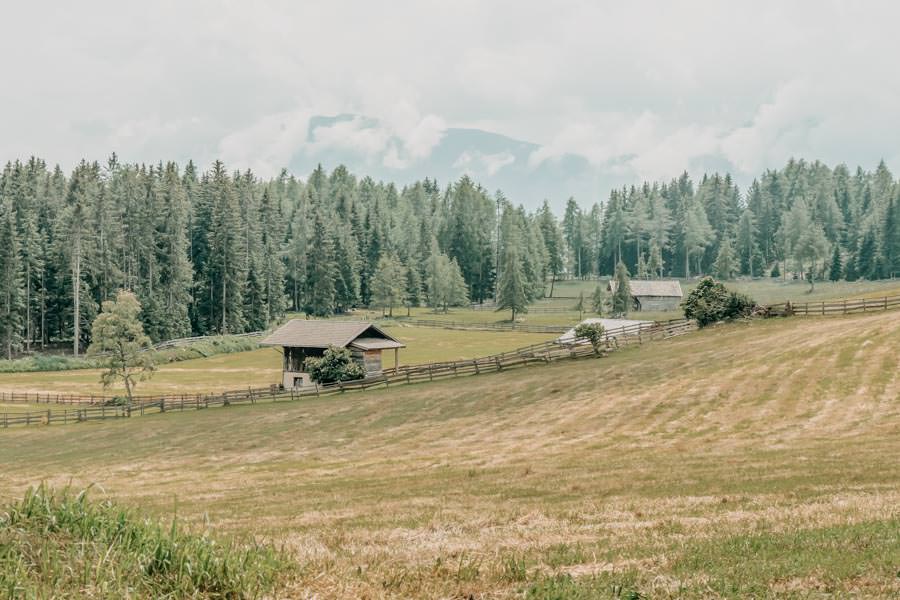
[496,226,528,320]
[304,213,336,317]
[591,284,605,315]
[258,187,287,325]
[647,238,664,278]
[0,207,24,359]
[155,164,192,339]
[611,261,632,316]
[714,241,737,279]
[204,161,246,333]
[829,245,842,281]
[736,208,758,276]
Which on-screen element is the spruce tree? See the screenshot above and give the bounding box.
[829,245,843,281]
[591,284,606,315]
[304,214,336,317]
[714,241,737,279]
[496,226,528,320]
[0,207,24,359]
[612,261,632,316]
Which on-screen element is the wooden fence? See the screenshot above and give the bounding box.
[0,319,696,428]
[387,319,570,334]
[764,295,900,316]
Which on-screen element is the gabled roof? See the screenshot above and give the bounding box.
[260,320,404,349]
[349,337,404,351]
[608,279,683,298]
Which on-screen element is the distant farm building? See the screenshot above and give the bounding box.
[608,280,683,311]
[261,320,405,389]
[556,317,652,345]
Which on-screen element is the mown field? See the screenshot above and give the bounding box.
[1,310,898,598]
[0,326,555,397]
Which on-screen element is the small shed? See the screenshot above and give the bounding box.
[260,320,405,389]
[608,279,683,311]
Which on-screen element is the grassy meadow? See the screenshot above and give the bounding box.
[352,277,900,326]
[0,326,556,397]
[1,310,898,597]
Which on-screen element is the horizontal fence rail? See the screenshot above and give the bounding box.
[0,319,697,428]
[764,295,900,317]
[385,319,570,334]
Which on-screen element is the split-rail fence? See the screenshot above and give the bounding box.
[0,319,695,428]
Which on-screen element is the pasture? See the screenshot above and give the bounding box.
[352,278,900,326]
[0,326,556,397]
[1,310,898,598]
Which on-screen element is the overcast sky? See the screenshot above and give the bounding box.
[3,0,900,196]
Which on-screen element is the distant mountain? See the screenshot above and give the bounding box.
[286,114,615,210]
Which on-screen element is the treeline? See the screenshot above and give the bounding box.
[0,155,898,356]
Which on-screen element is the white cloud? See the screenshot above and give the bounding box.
[453,151,516,176]
[2,0,900,196]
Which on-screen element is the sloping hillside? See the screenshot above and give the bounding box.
[1,312,898,598]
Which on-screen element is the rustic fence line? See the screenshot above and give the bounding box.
[0,319,696,428]
[386,318,570,334]
[764,294,900,316]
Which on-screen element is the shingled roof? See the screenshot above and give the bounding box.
[608,279,683,298]
[260,320,404,349]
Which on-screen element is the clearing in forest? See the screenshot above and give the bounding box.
[2,311,898,598]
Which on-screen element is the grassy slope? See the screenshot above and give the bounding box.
[0,326,555,396]
[1,312,899,598]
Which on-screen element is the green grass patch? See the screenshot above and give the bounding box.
[0,484,289,598]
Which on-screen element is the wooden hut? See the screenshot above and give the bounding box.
[261,320,405,389]
[608,280,683,311]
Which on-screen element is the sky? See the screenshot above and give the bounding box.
[3,0,900,205]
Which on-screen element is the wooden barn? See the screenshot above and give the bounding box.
[608,279,684,311]
[260,320,405,389]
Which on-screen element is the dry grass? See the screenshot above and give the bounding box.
[0,326,554,396]
[1,312,898,597]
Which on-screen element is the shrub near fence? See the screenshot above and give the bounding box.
[0,319,697,428]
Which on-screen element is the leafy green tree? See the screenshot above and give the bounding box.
[681,277,756,327]
[370,254,407,317]
[425,247,469,312]
[86,290,156,403]
[611,261,632,316]
[574,322,606,356]
[573,291,585,320]
[306,346,365,384]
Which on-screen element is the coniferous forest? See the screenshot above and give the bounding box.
[0,155,898,356]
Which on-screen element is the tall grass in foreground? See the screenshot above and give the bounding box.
[0,484,288,599]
